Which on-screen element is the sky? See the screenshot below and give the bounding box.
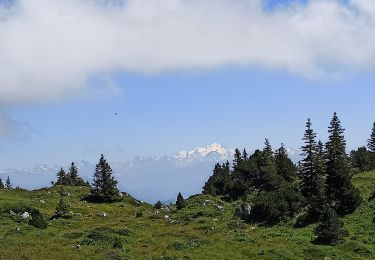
[0,0,375,168]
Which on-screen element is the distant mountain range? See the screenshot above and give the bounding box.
[0,143,300,203]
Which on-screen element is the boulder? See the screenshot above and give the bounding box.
[21,212,30,219]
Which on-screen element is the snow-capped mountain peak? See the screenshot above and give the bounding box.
[175,143,230,160]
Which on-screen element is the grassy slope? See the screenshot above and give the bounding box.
[0,171,374,260]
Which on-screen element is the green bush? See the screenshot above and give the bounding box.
[154,200,163,209]
[29,209,48,229]
[135,211,143,218]
[113,237,123,249]
[250,185,304,225]
[314,208,348,245]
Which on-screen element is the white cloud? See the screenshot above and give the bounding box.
[0,0,375,104]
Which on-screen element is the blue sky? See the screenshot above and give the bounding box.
[0,0,375,168]
[2,67,374,168]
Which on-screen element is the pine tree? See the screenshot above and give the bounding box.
[68,162,85,186]
[5,176,12,189]
[263,138,273,159]
[91,154,119,202]
[258,139,280,191]
[233,148,242,169]
[68,162,78,183]
[299,119,327,221]
[242,148,248,161]
[326,113,361,215]
[176,192,186,210]
[275,144,297,182]
[368,122,375,152]
[56,168,68,185]
[314,208,348,245]
[0,177,4,189]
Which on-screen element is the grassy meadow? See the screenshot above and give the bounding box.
[0,171,375,260]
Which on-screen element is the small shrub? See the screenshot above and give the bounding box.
[135,211,143,218]
[29,209,48,229]
[115,228,131,236]
[314,208,348,245]
[51,188,71,219]
[80,227,131,247]
[113,237,123,249]
[154,200,163,209]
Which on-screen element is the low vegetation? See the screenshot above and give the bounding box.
[0,170,374,259]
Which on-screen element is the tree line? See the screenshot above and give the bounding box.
[202,112,373,244]
[55,154,120,202]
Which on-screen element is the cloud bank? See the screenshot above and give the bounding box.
[1,0,375,104]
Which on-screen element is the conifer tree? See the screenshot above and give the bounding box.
[68,162,85,186]
[91,154,119,202]
[68,162,78,183]
[176,192,186,210]
[242,148,248,161]
[263,138,273,159]
[56,168,68,185]
[326,113,361,215]
[0,177,4,189]
[258,139,280,191]
[299,119,327,222]
[314,208,348,245]
[368,122,375,152]
[275,144,297,182]
[5,176,12,189]
[233,148,242,170]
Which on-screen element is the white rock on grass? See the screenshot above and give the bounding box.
[21,212,30,219]
[97,212,108,217]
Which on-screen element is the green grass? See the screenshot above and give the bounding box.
[0,171,375,259]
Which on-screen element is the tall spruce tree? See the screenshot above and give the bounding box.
[263,138,273,159]
[176,192,186,210]
[0,177,4,189]
[326,113,361,215]
[258,139,280,191]
[5,176,12,189]
[233,148,242,170]
[68,162,78,183]
[299,119,327,221]
[368,122,375,152]
[68,162,85,186]
[91,154,119,202]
